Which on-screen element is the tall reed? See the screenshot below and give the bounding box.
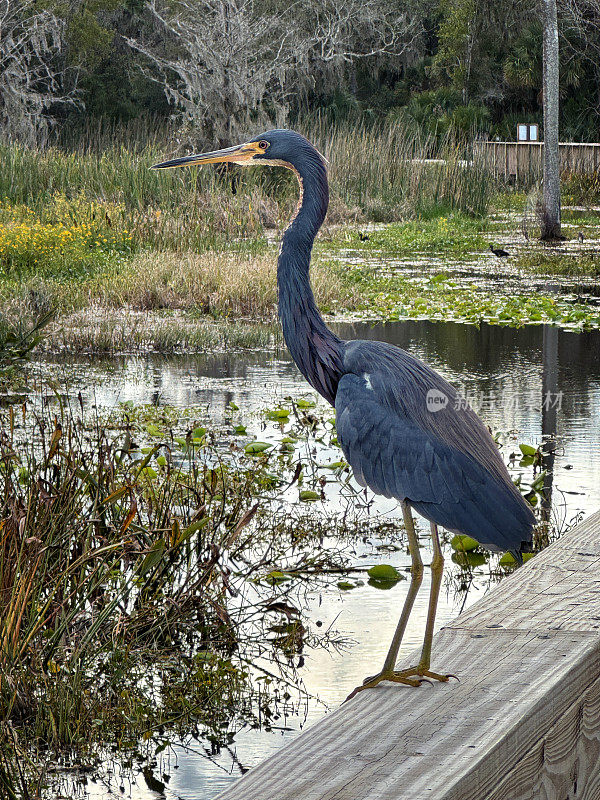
[304,117,494,219]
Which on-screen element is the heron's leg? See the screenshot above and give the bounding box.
[391,523,455,683]
[345,502,424,700]
[415,523,448,679]
[380,501,424,673]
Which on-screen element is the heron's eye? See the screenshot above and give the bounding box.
[258,140,269,150]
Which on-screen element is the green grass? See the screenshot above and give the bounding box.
[2,121,600,346]
[516,251,600,276]
[321,214,491,257]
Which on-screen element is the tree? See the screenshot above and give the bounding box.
[126,0,419,146]
[0,0,77,145]
[541,0,561,240]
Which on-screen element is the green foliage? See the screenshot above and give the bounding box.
[515,251,600,277]
[4,0,600,146]
[450,534,480,552]
[0,396,346,761]
[326,215,490,255]
[433,0,477,90]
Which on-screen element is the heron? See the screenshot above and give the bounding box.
[490,244,510,257]
[152,130,535,698]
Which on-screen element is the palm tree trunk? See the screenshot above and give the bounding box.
[541,0,561,240]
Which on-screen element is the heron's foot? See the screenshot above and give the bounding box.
[392,664,458,683]
[345,670,423,702]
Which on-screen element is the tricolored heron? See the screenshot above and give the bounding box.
[152,130,535,698]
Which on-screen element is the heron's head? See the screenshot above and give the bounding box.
[151,129,326,173]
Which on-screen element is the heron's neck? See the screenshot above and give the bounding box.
[277,157,343,405]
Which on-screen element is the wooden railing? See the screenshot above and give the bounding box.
[474,140,600,179]
[216,509,600,800]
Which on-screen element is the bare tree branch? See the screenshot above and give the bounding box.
[126,0,421,145]
[0,0,78,145]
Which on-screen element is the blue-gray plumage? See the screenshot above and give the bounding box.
[152,128,535,695]
[336,342,535,554]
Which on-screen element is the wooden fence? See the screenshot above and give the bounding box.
[474,141,600,179]
[216,509,600,800]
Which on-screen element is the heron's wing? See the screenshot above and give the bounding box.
[335,352,534,552]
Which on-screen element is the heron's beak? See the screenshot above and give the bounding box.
[151,141,263,170]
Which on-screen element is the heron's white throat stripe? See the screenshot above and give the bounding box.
[363,373,373,390]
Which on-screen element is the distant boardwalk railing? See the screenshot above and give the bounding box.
[216,509,600,800]
[475,140,600,179]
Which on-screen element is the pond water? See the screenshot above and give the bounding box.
[35,318,600,800]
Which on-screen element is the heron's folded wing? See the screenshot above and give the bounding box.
[335,373,472,504]
[334,373,534,551]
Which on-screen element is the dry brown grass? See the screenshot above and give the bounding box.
[46,307,279,353]
[83,250,359,319]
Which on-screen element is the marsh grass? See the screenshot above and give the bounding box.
[305,118,494,220]
[320,214,490,257]
[0,396,350,790]
[0,118,494,263]
[81,250,358,317]
[0,118,497,347]
[0,249,359,353]
[515,251,600,276]
[47,309,280,354]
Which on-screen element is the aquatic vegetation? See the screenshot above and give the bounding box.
[0,311,53,383]
[306,118,495,220]
[515,251,600,277]
[0,396,353,784]
[73,249,357,319]
[322,215,490,257]
[0,372,558,795]
[38,309,280,355]
[561,172,600,206]
[332,263,600,329]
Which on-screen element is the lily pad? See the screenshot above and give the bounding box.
[265,408,290,421]
[450,534,480,552]
[368,577,400,590]
[451,551,487,568]
[337,580,363,591]
[519,443,537,456]
[367,564,403,581]
[296,399,316,409]
[299,490,321,502]
[244,441,272,454]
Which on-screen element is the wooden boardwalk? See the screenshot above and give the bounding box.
[474,140,600,179]
[217,509,600,800]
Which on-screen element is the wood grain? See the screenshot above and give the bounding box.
[216,510,600,800]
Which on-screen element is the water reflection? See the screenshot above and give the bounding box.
[34,319,600,799]
[38,318,600,528]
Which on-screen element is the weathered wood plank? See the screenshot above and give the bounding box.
[216,510,600,800]
[474,141,600,176]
